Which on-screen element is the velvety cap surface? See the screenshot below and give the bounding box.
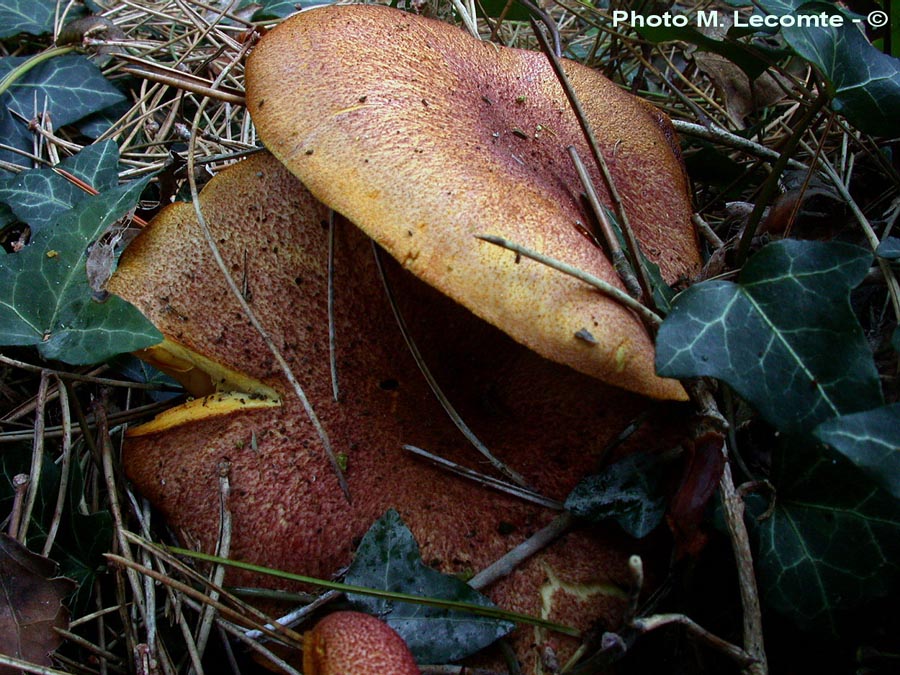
[245,4,700,400]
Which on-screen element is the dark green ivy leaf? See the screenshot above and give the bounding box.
[238,0,303,21]
[0,106,34,171]
[0,55,125,170]
[749,1,900,136]
[748,442,900,634]
[813,403,900,501]
[876,236,900,260]
[785,11,899,136]
[565,452,668,538]
[724,2,899,135]
[0,179,162,364]
[479,0,531,22]
[0,140,120,233]
[656,240,882,434]
[0,0,82,38]
[344,509,513,664]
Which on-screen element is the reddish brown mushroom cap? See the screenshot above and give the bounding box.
[245,4,700,400]
[304,612,418,675]
[107,152,685,671]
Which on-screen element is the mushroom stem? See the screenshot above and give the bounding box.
[530,17,655,307]
[476,235,662,333]
[372,243,531,489]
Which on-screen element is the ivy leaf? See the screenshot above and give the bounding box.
[344,509,513,664]
[813,403,900,501]
[480,0,530,21]
[0,179,162,364]
[0,0,82,38]
[748,1,900,135]
[656,240,882,434]
[0,55,125,170]
[748,442,900,634]
[0,106,34,171]
[785,10,900,136]
[0,140,120,234]
[238,0,303,21]
[565,453,668,538]
[876,236,900,260]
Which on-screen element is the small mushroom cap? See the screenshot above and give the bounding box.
[304,611,419,675]
[108,152,685,671]
[245,4,700,400]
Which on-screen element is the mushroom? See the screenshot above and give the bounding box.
[108,151,688,671]
[244,3,700,401]
[304,611,419,675]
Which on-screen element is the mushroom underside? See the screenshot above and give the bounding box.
[108,153,686,670]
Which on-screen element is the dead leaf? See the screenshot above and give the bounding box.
[667,430,726,558]
[0,535,75,674]
[694,52,788,128]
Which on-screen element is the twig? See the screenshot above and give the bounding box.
[800,138,900,321]
[19,371,49,545]
[122,530,292,640]
[0,653,76,675]
[0,354,171,391]
[531,17,655,305]
[120,64,245,105]
[671,121,808,170]
[41,376,71,557]
[7,475,29,539]
[200,607,303,675]
[0,400,180,443]
[327,210,340,402]
[403,445,563,510]
[96,401,150,628]
[105,554,294,643]
[244,589,342,641]
[190,462,234,673]
[568,145,641,297]
[692,213,725,249]
[476,235,662,332]
[718,456,768,674]
[372,243,530,488]
[469,513,573,590]
[632,613,757,669]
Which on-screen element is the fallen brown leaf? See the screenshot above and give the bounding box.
[0,535,74,674]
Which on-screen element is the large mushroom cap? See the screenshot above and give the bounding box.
[108,152,685,671]
[245,3,700,401]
